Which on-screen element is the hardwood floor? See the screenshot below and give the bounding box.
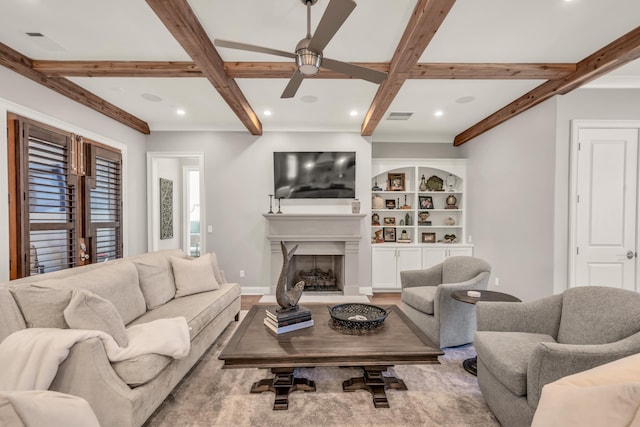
[240,293,401,310]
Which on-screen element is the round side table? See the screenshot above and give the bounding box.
[451,290,522,376]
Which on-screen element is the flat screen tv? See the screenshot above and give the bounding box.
[273,151,356,199]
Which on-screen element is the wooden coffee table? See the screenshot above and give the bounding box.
[219,304,442,410]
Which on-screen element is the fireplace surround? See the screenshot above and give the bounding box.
[264,213,366,296]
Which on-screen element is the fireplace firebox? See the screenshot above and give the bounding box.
[290,255,343,292]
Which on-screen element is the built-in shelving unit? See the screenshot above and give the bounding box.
[370,159,473,290]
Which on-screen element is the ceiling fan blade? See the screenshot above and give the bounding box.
[214,39,295,59]
[281,71,305,99]
[308,0,356,53]
[322,57,387,84]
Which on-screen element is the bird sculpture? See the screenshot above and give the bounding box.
[276,241,305,312]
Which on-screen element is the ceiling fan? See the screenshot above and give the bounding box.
[214,0,387,99]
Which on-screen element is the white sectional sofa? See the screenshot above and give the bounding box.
[0,249,241,427]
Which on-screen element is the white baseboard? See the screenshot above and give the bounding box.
[241,286,270,295]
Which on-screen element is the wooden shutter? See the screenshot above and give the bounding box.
[16,122,78,276]
[84,143,123,263]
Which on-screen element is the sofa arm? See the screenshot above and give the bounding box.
[50,338,137,427]
[527,331,640,408]
[476,294,562,335]
[400,264,443,289]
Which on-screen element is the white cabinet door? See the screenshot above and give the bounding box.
[448,247,473,258]
[422,248,447,270]
[396,247,422,286]
[372,247,400,289]
[422,246,474,270]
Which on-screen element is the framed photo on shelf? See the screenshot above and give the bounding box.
[419,196,434,209]
[422,232,436,243]
[383,227,396,242]
[388,173,406,191]
[383,217,396,226]
[385,199,396,209]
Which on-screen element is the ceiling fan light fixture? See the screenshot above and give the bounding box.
[296,48,322,76]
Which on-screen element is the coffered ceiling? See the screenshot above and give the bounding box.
[1,0,639,144]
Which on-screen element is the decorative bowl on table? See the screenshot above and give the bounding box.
[327,303,390,330]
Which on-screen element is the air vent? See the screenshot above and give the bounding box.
[26,32,44,37]
[386,112,413,121]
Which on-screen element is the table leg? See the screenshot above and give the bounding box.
[343,366,407,408]
[250,367,316,410]
[463,356,477,376]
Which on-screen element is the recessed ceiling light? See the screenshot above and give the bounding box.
[434,110,444,117]
[176,109,186,116]
[141,93,162,102]
[456,96,475,104]
[350,110,358,117]
[264,110,272,116]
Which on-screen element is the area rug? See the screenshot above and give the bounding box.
[144,313,499,427]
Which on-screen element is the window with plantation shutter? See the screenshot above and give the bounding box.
[8,114,123,279]
[85,144,122,263]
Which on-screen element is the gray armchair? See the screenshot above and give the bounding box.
[400,256,491,348]
[474,286,640,427]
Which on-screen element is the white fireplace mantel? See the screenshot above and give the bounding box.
[264,213,366,296]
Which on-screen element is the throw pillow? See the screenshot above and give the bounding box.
[208,252,226,284]
[64,289,129,347]
[9,284,72,329]
[133,256,176,309]
[171,253,220,298]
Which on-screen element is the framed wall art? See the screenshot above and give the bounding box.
[383,227,397,242]
[388,173,406,191]
[422,232,436,243]
[160,178,174,240]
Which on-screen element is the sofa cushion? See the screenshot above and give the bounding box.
[558,286,640,345]
[171,254,220,298]
[37,262,146,325]
[0,288,26,342]
[111,353,172,387]
[129,283,240,339]
[132,254,177,310]
[475,331,556,396]
[402,286,437,315]
[9,286,72,329]
[64,289,129,347]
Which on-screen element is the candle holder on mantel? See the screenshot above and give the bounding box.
[276,198,283,214]
[268,194,274,214]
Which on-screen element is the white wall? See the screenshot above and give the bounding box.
[0,67,148,281]
[459,100,558,302]
[146,131,372,293]
[373,141,463,159]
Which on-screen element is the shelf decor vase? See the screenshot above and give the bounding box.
[419,174,428,191]
[351,199,361,214]
[372,195,384,209]
[445,194,458,209]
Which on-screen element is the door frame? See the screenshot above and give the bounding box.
[146,152,206,254]
[568,120,640,288]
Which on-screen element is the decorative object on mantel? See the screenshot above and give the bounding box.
[445,174,457,192]
[351,199,361,214]
[372,194,384,209]
[419,174,428,191]
[275,241,305,312]
[276,197,283,214]
[445,194,458,209]
[267,194,274,214]
[426,175,444,191]
[444,216,456,226]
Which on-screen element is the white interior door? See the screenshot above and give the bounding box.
[575,128,638,290]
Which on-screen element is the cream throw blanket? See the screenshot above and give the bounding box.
[0,317,190,391]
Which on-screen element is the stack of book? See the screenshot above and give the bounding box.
[264,305,314,334]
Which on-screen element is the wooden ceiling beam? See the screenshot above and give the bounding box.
[0,42,150,134]
[32,60,575,80]
[454,25,640,146]
[146,0,261,135]
[361,0,457,136]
